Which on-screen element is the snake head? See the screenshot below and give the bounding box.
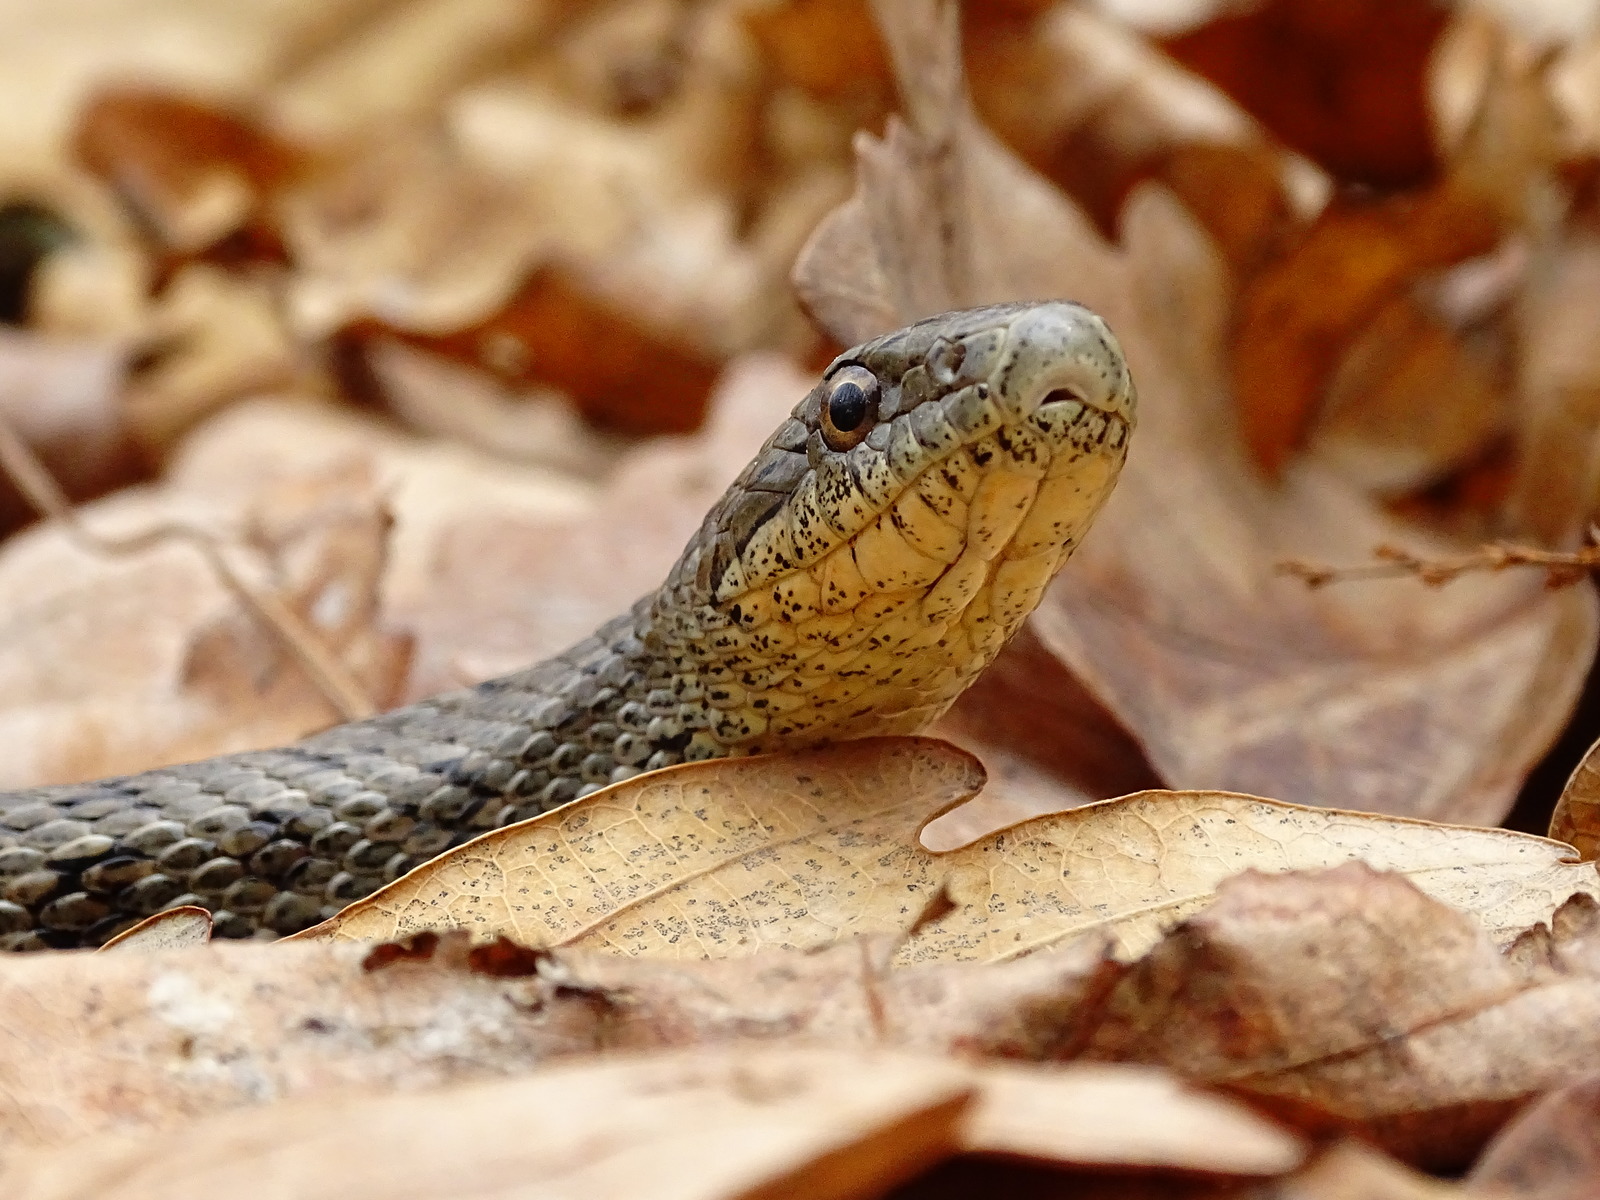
[655,301,1134,753]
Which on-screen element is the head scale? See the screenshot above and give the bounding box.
[651,300,1135,759]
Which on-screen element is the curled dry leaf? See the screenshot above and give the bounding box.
[794,0,1597,826]
[1552,734,1600,861]
[0,1048,972,1200]
[96,905,211,953]
[1083,864,1600,1170]
[295,736,1599,963]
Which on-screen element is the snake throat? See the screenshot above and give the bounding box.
[0,301,1134,949]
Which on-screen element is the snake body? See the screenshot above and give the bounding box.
[0,302,1134,949]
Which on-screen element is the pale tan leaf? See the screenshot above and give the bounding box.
[0,1048,973,1200]
[293,737,988,952]
[296,737,1598,963]
[96,906,211,953]
[961,1063,1305,1177]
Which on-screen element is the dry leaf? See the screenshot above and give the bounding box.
[967,4,1323,278]
[265,0,560,142]
[1082,863,1600,1170]
[1230,183,1500,476]
[962,1063,1305,1177]
[1035,188,1594,822]
[1262,1141,1468,1200]
[0,1048,973,1200]
[1159,0,1449,188]
[71,87,299,257]
[295,736,1600,962]
[0,927,1114,1152]
[1508,231,1600,544]
[1466,1073,1600,1200]
[1552,733,1600,861]
[97,904,211,952]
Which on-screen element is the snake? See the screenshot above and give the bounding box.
[0,301,1134,950]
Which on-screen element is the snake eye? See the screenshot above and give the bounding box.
[820,365,878,450]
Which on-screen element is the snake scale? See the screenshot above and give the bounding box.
[0,301,1134,949]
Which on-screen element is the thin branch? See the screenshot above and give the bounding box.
[1278,541,1600,590]
[0,413,377,721]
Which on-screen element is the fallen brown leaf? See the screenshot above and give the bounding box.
[71,87,299,259]
[0,925,1114,1153]
[1261,1141,1467,1200]
[294,736,1599,963]
[1466,1072,1600,1200]
[1230,183,1500,477]
[968,4,1321,278]
[1081,863,1600,1170]
[1552,733,1600,861]
[0,1048,973,1200]
[1158,0,1448,188]
[962,1062,1305,1177]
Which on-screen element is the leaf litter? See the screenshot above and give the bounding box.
[0,0,1599,1195]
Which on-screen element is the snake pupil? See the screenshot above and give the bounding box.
[828,381,868,432]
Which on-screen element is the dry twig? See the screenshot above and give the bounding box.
[1279,541,1600,590]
